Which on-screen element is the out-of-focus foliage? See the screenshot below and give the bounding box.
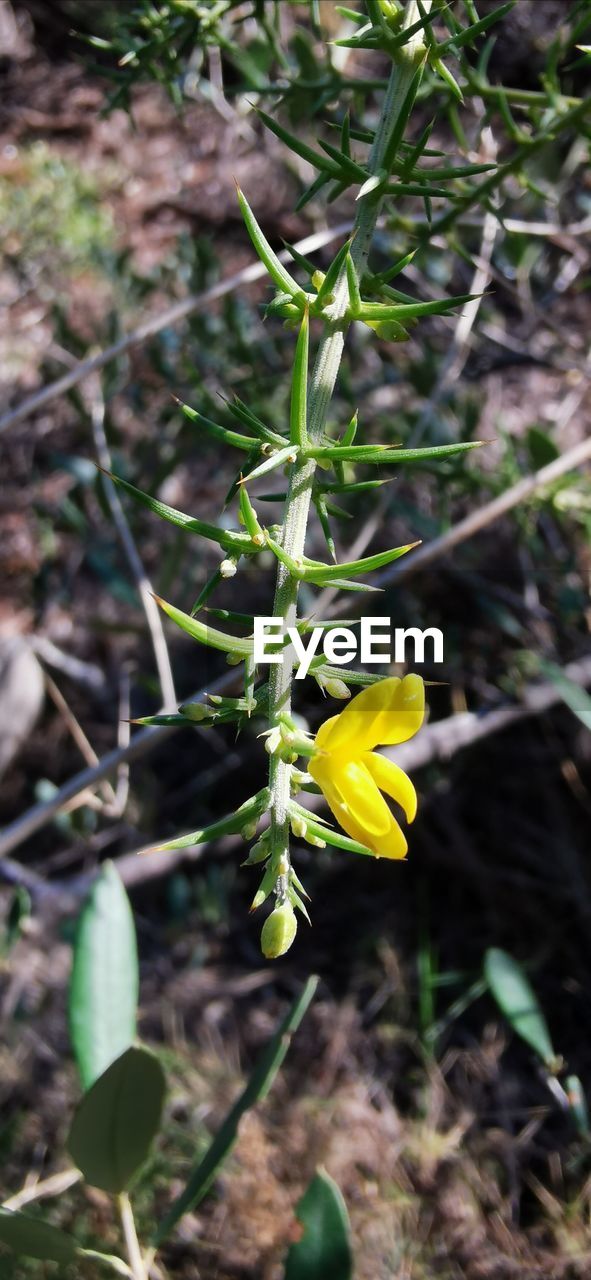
[0,141,113,283]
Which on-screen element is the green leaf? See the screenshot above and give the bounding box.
[152,975,319,1246]
[144,789,270,854]
[314,238,353,307]
[69,862,139,1091]
[265,533,418,583]
[0,1210,78,1263]
[290,311,309,446]
[344,252,361,313]
[437,2,514,54]
[236,186,304,296]
[381,61,425,175]
[357,292,477,322]
[312,664,384,686]
[290,806,373,858]
[239,484,263,541]
[239,444,299,485]
[255,109,341,178]
[176,398,256,451]
[223,395,286,447]
[284,1170,353,1280]
[67,1045,166,1193]
[314,493,337,561]
[155,595,254,656]
[538,660,591,733]
[107,470,253,556]
[307,440,484,464]
[432,57,464,102]
[484,948,555,1066]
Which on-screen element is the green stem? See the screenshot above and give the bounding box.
[266,0,431,878]
[118,1192,147,1280]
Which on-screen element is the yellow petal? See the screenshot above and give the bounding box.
[317,674,424,753]
[336,759,392,836]
[314,714,340,750]
[310,756,408,860]
[373,815,408,859]
[362,752,417,823]
[309,756,372,849]
[369,673,425,747]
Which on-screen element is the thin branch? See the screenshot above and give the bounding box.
[3,1168,82,1211]
[370,427,591,594]
[0,222,353,436]
[45,673,118,809]
[89,376,177,711]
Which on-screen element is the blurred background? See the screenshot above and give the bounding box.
[0,1,590,1276]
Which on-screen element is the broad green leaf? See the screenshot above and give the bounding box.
[155,595,254,656]
[484,948,555,1066]
[152,975,318,1246]
[538,660,591,733]
[70,861,138,1091]
[67,1045,166,1193]
[284,1170,353,1280]
[0,1209,78,1263]
[107,470,253,555]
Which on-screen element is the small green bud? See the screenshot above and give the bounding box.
[291,815,307,839]
[378,0,402,25]
[260,902,297,959]
[179,700,213,722]
[242,835,270,866]
[241,819,259,841]
[308,833,327,848]
[311,269,325,291]
[321,677,351,700]
[226,653,244,666]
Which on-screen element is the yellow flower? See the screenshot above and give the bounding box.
[309,674,425,859]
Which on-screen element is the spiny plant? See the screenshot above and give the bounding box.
[101,0,590,959]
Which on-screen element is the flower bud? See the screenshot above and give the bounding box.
[226,653,243,666]
[241,819,259,841]
[322,678,351,701]
[264,726,282,755]
[260,902,297,959]
[308,833,326,848]
[290,815,307,839]
[242,835,270,866]
[220,558,237,579]
[179,700,213,722]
